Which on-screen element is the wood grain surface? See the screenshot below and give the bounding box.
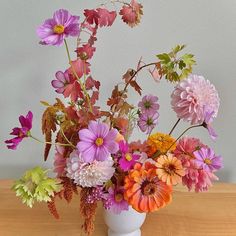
[0,180,236,236]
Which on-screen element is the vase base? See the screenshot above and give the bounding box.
[108,229,141,236]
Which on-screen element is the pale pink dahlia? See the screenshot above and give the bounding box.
[66,152,115,187]
[171,75,220,125]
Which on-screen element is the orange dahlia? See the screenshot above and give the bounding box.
[156,153,185,185]
[147,132,176,157]
[124,162,172,213]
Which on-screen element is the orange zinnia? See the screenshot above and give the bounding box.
[124,162,172,213]
[156,153,185,185]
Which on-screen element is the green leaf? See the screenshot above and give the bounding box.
[156,53,171,64]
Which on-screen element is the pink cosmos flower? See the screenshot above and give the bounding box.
[138,95,159,114]
[36,9,80,46]
[107,187,129,214]
[194,147,222,172]
[138,112,159,134]
[171,74,220,125]
[5,111,33,150]
[53,146,67,177]
[51,70,72,94]
[203,108,218,140]
[119,0,143,28]
[77,121,119,162]
[118,141,140,171]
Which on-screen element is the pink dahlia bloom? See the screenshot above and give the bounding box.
[77,121,119,162]
[36,9,80,46]
[5,111,33,150]
[53,146,67,177]
[171,74,220,125]
[66,153,115,187]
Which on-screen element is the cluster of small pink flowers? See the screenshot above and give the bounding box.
[138,95,160,134]
[174,137,222,192]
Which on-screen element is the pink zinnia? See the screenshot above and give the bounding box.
[118,141,140,171]
[171,74,220,125]
[183,162,219,192]
[36,9,80,46]
[5,111,33,150]
[77,121,119,162]
[174,137,205,166]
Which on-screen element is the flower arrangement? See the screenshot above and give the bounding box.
[5,1,222,235]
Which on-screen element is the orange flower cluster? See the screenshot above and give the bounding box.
[124,162,172,213]
[147,132,176,157]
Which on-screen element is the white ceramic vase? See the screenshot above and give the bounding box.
[103,207,146,236]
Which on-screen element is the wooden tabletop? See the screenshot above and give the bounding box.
[0,180,236,236]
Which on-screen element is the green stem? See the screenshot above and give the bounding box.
[167,124,203,152]
[29,135,74,148]
[152,124,202,158]
[63,39,92,112]
[169,118,181,135]
[59,129,76,148]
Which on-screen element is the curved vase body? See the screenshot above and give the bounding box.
[103,207,146,236]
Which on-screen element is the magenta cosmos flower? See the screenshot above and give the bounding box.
[107,187,129,214]
[171,74,220,125]
[36,9,80,46]
[5,111,33,150]
[138,112,159,134]
[77,121,119,162]
[118,141,140,171]
[194,147,222,172]
[138,95,159,114]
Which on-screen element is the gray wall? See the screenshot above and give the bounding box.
[1,0,236,182]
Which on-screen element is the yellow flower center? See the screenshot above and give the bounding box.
[53,24,65,34]
[204,158,212,165]
[125,153,132,161]
[115,193,123,202]
[95,137,104,146]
